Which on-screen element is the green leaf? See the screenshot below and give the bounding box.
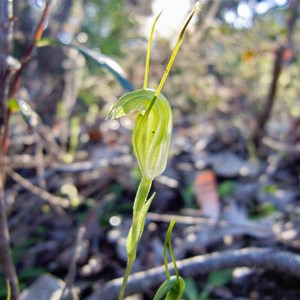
[37,38,133,91]
[207,269,232,287]
[153,276,178,300]
[154,276,185,300]
[18,267,45,281]
[218,181,236,197]
[166,276,185,300]
[183,278,199,300]
[126,192,155,255]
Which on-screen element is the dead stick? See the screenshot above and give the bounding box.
[252,45,285,148]
[60,225,86,300]
[7,167,70,209]
[87,248,300,300]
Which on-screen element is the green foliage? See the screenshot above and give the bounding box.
[250,201,278,219]
[8,98,20,112]
[263,184,278,194]
[18,267,45,282]
[206,269,232,287]
[198,270,232,300]
[181,180,197,209]
[184,278,199,300]
[0,243,46,298]
[80,0,133,56]
[218,181,236,198]
[260,202,278,216]
[183,271,233,300]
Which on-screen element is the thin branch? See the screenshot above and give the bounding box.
[286,0,300,50]
[0,187,19,300]
[251,45,286,148]
[193,0,221,43]
[7,167,70,209]
[60,225,86,300]
[87,248,300,300]
[10,0,53,98]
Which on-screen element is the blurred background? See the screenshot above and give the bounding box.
[3,0,300,299]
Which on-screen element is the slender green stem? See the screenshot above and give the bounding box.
[119,256,135,300]
[132,177,152,219]
[6,280,11,300]
[168,223,179,279]
[143,11,162,89]
[163,219,177,279]
[119,177,152,300]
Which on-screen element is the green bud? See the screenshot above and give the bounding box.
[108,88,172,180]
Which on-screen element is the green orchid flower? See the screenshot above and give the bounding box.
[107,3,199,299]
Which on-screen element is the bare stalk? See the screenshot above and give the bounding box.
[251,45,285,148]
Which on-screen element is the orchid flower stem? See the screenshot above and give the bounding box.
[119,257,134,300]
[119,177,152,300]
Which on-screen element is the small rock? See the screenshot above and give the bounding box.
[20,273,68,300]
[194,151,259,177]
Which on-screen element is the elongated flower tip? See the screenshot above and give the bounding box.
[107,89,150,120]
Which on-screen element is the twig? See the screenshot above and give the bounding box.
[8,153,133,171]
[147,212,272,236]
[60,225,86,300]
[35,132,47,189]
[87,248,300,300]
[0,188,19,300]
[251,45,285,148]
[7,167,70,209]
[194,0,221,42]
[10,1,53,98]
[263,136,300,154]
